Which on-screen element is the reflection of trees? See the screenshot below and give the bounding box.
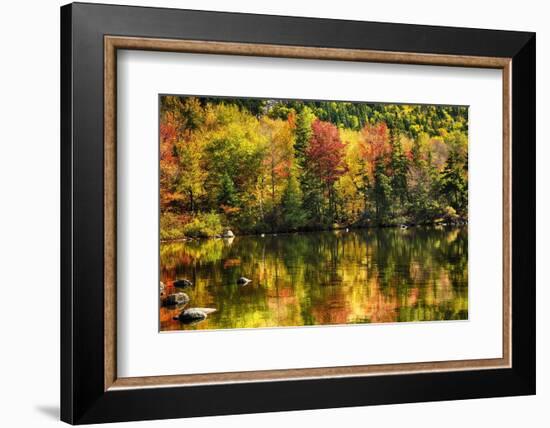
[160,226,468,330]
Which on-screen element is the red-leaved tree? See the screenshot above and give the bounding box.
[358,122,391,179]
[306,119,347,185]
[305,119,347,222]
[159,112,182,210]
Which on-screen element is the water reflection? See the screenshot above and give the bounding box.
[160,226,468,331]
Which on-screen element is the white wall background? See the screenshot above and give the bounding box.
[0,0,546,426]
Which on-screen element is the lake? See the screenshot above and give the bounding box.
[160,226,468,331]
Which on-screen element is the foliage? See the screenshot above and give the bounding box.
[306,120,347,185]
[182,212,223,238]
[159,96,468,239]
[440,150,468,213]
[280,172,306,230]
[294,106,315,164]
[160,212,189,240]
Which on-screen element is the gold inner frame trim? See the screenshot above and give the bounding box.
[104,35,512,391]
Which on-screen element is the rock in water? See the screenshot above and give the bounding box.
[223,230,235,238]
[173,278,192,288]
[177,307,216,324]
[163,292,189,306]
[195,307,217,315]
[237,277,251,285]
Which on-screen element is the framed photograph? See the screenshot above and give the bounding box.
[61,2,535,424]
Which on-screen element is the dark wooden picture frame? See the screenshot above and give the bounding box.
[61,2,535,424]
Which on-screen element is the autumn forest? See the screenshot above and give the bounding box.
[160,95,468,239]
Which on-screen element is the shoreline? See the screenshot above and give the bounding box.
[160,221,467,244]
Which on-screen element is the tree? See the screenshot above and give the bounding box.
[407,164,439,223]
[389,133,409,205]
[202,103,267,221]
[356,122,392,223]
[294,106,315,165]
[218,173,239,207]
[335,128,366,224]
[372,159,392,223]
[305,119,347,224]
[440,150,467,213]
[260,117,296,231]
[359,122,391,180]
[160,96,204,131]
[280,172,306,230]
[173,133,206,212]
[159,111,181,211]
[306,120,347,186]
[259,117,295,226]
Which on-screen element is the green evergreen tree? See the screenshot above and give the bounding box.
[440,150,467,212]
[301,171,324,227]
[280,173,306,230]
[217,173,239,207]
[294,106,315,165]
[372,160,392,223]
[390,135,409,206]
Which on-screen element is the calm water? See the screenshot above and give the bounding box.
[160,226,468,331]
